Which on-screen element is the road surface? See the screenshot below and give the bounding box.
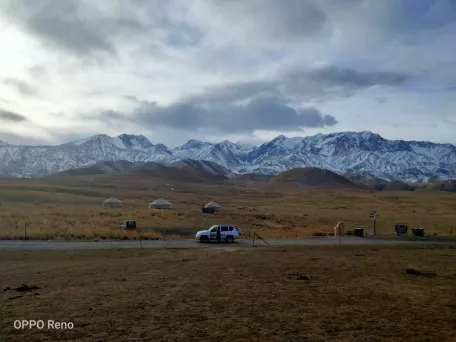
[1,236,455,250]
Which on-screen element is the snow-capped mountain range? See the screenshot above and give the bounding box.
[1,131,456,182]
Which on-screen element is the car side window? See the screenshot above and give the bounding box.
[221,226,228,232]
[210,227,218,232]
[229,226,234,231]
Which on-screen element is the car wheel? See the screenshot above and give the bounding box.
[225,235,234,243]
[200,236,209,243]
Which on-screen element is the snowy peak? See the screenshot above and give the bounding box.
[235,141,257,151]
[68,133,172,155]
[118,134,154,150]
[307,131,386,151]
[174,139,213,151]
[70,134,127,149]
[270,135,288,145]
[214,140,247,154]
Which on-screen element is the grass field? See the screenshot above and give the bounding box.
[0,175,456,240]
[0,244,455,341]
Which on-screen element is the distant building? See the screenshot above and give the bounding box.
[149,198,172,209]
[102,197,122,207]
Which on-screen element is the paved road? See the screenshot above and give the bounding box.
[1,236,454,250]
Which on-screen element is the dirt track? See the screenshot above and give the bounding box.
[1,236,455,250]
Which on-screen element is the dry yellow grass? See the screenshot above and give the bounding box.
[1,175,456,239]
[0,244,455,341]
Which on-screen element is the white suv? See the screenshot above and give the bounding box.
[196,224,242,243]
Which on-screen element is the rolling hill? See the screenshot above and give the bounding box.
[273,167,359,188]
[50,159,233,182]
[234,173,274,181]
[123,161,229,182]
[360,177,389,191]
[50,160,139,177]
[383,180,415,191]
[166,159,236,178]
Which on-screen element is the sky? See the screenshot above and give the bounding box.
[0,0,455,147]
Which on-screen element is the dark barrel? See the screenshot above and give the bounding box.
[412,228,424,236]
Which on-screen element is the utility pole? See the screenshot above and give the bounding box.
[264,213,268,238]
[370,211,379,236]
[24,223,27,240]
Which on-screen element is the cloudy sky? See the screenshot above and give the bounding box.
[0,0,455,147]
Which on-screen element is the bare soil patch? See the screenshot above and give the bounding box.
[0,244,455,341]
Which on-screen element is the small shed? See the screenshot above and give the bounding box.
[395,224,408,236]
[102,197,122,207]
[149,198,172,209]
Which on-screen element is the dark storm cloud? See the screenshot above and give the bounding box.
[187,81,279,105]
[0,0,146,58]
[0,108,28,122]
[281,66,408,98]
[81,62,408,135]
[300,66,407,87]
[0,0,204,60]
[3,78,38,96]
[132,96,337,133]
[189,65,409,104]
[110,64,408,133]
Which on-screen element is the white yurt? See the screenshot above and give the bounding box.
[149,198,172,209]
[204,201,222,212]
[102,197,123,207]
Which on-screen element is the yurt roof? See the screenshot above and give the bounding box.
[104,197,122,203]
[151,198,171,205]
[205,201,221,207]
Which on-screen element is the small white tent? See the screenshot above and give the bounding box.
[149,198,172,209]
[102,197,122,207]
[204,201,222,212]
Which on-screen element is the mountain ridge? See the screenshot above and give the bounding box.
[1,131,456,182]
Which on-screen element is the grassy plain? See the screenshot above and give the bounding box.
[0,244,455,341]
[0,174,456,240]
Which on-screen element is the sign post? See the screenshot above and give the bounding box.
[264,213,268,237]
[369,211,379,235]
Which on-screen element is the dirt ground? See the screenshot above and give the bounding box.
[0,244,455,341]
[0,176,456,240]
